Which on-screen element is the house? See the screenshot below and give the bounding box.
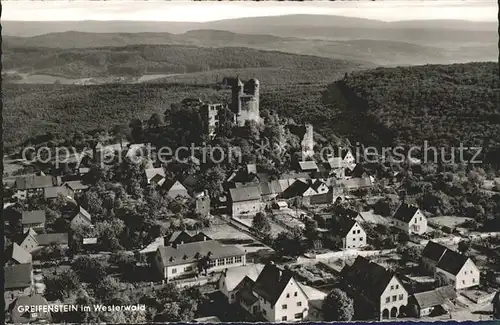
[70,206,93,230]
[258,180,284,202]
[63,180,89,193]
[421,241,448,273]
[238,263,309,322]
[328,218,367,250]
[4,264,33,310]
[35,233,69,249]
[21,210,46,233]
[392,203,427,235]
[9,294,52,323]
[163,180,191,199]
[218,264,265,304]
[229,186,262,217]
[298,161,319,172]
[145,168,166,185]
[338,177,374,191]
[164,230,211,247]
[17,229,39,253]
[342,256,408,320]
[435,249,480,290]
[355,211,387,225]
[16,175,61,192]
[154,240,246,282]
[43,184,75,200]
[407,286,456,318]
[5,243,32,265]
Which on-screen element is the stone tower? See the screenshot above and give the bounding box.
[301,124,315,159]
[230,77,261,127]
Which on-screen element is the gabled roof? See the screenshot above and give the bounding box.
[393,203,420,223]
[328,217,359,237]
[5,264,32,289]
[412,286,456,309]
[326,157,343,169]
[35,233,69,246]
[6,243,32,264]
[436,249,469,275]
[281,180,310,198]
[299,160,319,171]
[222,264,265,292]
[343,256,396,302]
[311,180,327,192]
[43,185,74,199]
[165,230,196,245]
[157,240,244,267]
[422,241,448,263]
[163,180,190,196]
[63,180,89,191]
[75,206,92,222]
[229,186,261,202]
[252,263,305,306]
[21,210,46,225]
[258,180,283,196]
[339,177,373,189]
[145,168,166,183]
[16,175,59,190]
[17,228,38,246]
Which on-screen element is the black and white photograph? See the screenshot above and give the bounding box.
[2,0,499,323]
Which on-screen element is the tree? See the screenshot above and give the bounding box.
[44,269,80,300]
[304,217,319,242]
[274,227,305,257]
[94,276,121,303]
[458,240,471,255]
[72,255,107,284]
[252,212,271,235]
[322,288,354,321]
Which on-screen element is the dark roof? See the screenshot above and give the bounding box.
[343,256,395,302]
[239,286,259,307]
[229,186,261,202]
[35,233,69,246]
[63,180,89,191]
[6,243,32,264]
[5,264,32,289]
[422,241,448,263]
[10,295,51,323]
[252,264,294,305]
[16,175,61,190]
[157,240,244,267]
[412,286,457,309]
[165,231,195,245]
[21,210,46,225]
[436,249,469,275]
[281,180,309,198]
[329,217,358,237]
[393,203,419,223]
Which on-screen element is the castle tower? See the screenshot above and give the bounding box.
[230,78,244,115]
[301,123,314,159]
[231,78,261,127]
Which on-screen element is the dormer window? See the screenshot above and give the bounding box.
[183,254,188,260]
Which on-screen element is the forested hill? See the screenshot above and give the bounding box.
[3,44,364,79]
[330,62,500,161]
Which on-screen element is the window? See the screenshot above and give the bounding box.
[462,280,465,284]
[399,294,403,300]
[231,294,235,300]
[294,313,303,319]
[282,316,287,321]
[294,292,298,297]
[184,266,193,272]
[415,219,417,223]
[286,293,290,298]
[473,278,476,283]
[282,304,288,310]
[360,237,364,241]
[396,285,399,289]
[392,295,397,302]
[353,238,356,241]
[357,230,361,234]
[390,285,394,290]
[297,302,302,307]
[235,256,242,263]
[386,297,390,303]
[352,230,356,235]
[172,268,177,274]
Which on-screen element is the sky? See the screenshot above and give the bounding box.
[3,0,496,22]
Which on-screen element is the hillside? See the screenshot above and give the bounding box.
[4,62,498,161]
[2,44,362,79]
[3,29,496,69]
[334,61,500,160]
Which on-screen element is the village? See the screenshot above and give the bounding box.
[3,77,500,323]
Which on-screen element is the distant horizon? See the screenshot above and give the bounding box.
[3,0,496,22]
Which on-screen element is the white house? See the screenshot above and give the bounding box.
[155,240,246,282]
[435,250,480,290]
[391,203,427,235]
[238,263,309,322]
[218,264,265,304]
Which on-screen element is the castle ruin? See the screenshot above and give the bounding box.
[227,77,261,127]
